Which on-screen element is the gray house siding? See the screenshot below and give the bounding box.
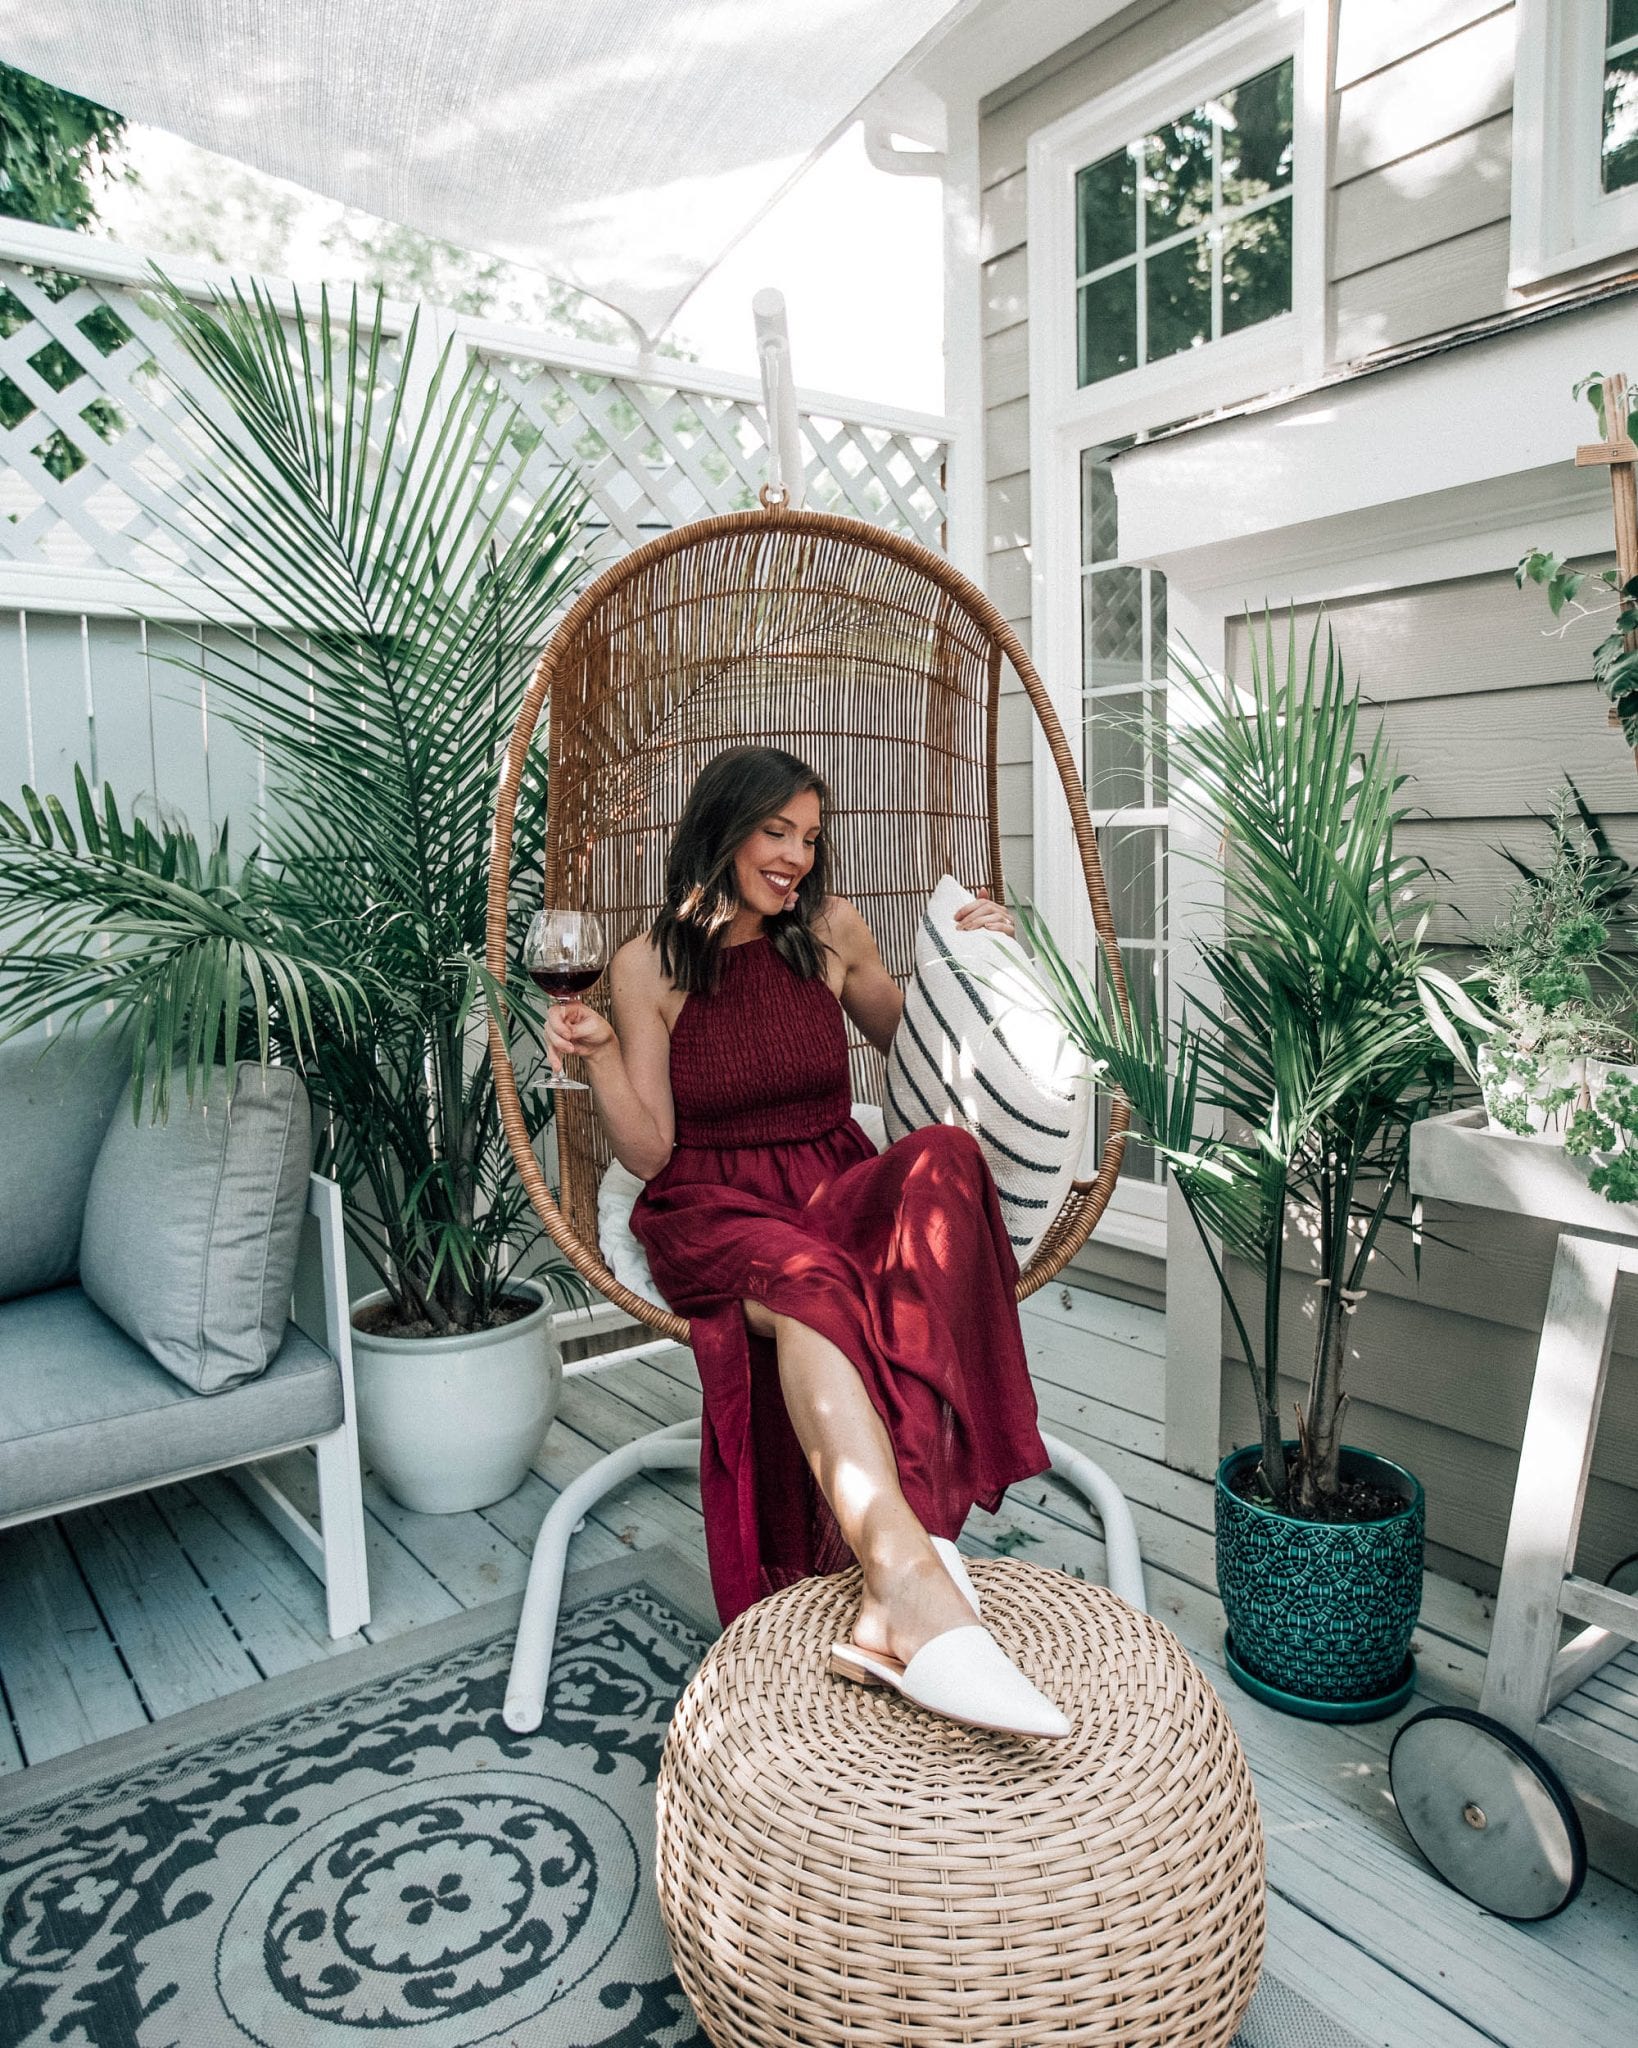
[976,0,1638,1576]
[1330,5,1518,358]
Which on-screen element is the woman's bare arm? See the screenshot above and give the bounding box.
[828,888,1016,1058]
[825,897,903,1056]
[545,936,676,1179]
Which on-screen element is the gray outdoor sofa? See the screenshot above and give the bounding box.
[0,1031,370,1637]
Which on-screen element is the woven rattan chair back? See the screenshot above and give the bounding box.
[487,504,1129,1340]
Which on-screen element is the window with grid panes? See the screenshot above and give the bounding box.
[1081,446,1165,1186]
[1074,58,1294,388]
[1606,2,1638,190]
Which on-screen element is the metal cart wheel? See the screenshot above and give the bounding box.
[1605,1551,1638,1595]
[1389,1706,1587,1921]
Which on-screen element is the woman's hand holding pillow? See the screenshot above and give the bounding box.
[953,887,1015,940]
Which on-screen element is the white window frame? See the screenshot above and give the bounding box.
[1513,0,1638,288]
[1025,0,1327,446]
[1025,0,1327,1254]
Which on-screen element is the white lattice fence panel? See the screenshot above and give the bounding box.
[0,261,200,576]
[0,249,949,593]
[477,352,946,557]
[0,260,419,589]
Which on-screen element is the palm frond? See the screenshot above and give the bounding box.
[1,280,594,1327]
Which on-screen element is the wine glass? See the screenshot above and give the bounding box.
[523,907,608,1091]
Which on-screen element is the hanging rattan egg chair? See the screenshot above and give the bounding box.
[484,500,1131,1344]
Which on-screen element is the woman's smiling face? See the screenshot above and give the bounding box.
[732,786,823,919]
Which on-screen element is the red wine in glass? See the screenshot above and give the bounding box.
[527,963,603,999]
[523,907,608,1090]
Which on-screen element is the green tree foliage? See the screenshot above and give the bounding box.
[0,62,126,230]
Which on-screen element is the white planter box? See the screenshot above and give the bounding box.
[1477,1045,1604,1144]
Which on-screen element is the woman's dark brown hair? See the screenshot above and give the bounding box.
[651,745,832,993]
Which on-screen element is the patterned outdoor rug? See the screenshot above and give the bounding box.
[0,1543,1375,2048]
[0,1549,715,2048]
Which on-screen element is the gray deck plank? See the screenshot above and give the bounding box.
[0,1519,148,1762]
[62,1494,260,1722]
[257,1451,463,1644]
[1030,1373,1167,1458]
[477,1468,628,1569]
[360,1472,534,1608]
[1019,1316,1166,1423]
[0,1701,21,1776]
[1262,1891,1499,2048]
[1021,1286,1166,1358]
[152,1475,356,1673]
[533,1415,708,1558]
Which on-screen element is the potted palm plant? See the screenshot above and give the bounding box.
[1020,616,1483,1720]
[0,277,591,1513]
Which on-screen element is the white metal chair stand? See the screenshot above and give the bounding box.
[503,1394,1147,1732]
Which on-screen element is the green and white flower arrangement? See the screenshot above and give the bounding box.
[1478,789,1637,1161]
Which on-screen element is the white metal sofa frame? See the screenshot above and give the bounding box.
[0,1175,371,1641]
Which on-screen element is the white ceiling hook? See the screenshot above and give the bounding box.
[753,287,804,511]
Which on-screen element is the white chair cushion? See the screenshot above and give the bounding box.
[598,1158,661,1302]
[883,875,1091,1265]
[597,1102,887,1305]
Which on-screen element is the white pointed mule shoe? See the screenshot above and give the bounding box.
[828,1624,1072,1740]
[930,1536,981,1617]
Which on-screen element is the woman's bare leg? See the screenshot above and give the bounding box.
[744,1299,976,1663]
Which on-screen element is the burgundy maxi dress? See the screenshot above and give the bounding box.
[630,931,1050,1626]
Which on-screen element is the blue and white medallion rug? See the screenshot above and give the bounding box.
[0,1550,715,2048]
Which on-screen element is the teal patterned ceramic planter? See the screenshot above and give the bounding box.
[1215,1444,1425,1721]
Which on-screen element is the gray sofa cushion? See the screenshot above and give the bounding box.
[0,1285,342,1520]
[0,1030,130,1303]
[79,1064,312,1393]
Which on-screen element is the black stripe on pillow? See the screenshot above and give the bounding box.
[916,974,1071,1140]
[897,998,1056,1174]
[917,914,1079,1108]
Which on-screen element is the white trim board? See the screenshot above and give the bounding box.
[1108,288,1635,588]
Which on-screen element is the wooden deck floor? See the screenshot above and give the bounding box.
[2,1286,1635,2045]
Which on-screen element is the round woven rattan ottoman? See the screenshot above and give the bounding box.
[656,1559,1264,2047]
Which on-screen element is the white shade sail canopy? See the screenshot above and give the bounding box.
[0,0,965,341]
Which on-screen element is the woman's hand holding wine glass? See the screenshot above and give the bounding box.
[525,907,611,1089]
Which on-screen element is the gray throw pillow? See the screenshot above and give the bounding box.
[79,1064,312,1393]
[0,1028,130,1302]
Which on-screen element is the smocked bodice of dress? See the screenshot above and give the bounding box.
[668,934,853,1148]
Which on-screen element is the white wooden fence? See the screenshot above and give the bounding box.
[0,218,953,836]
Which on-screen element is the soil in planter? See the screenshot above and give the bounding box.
[353,1294,539,1342]
[1227,1460,1405,1524]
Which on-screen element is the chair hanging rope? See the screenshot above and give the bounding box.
[485,502,1131,1341]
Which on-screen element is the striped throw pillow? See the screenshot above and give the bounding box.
[883,876,1091,1265]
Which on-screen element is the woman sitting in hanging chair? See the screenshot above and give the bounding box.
[544,743,1069,1740]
